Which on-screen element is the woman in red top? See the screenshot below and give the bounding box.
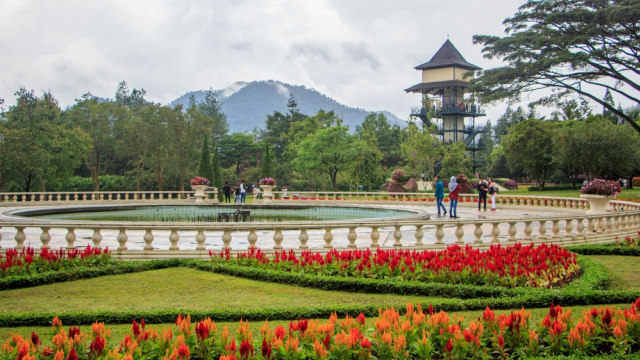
[448,176,461,218]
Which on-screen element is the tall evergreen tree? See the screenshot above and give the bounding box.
[212,147,222,192]
[260,142,274,179]
[197,135,214,182]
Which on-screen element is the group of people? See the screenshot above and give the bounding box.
[221,180,253,203]
[433,175,498,218]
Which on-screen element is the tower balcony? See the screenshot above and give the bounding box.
[434,103,485,117]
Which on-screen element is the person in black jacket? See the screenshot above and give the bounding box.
[477,177,488,211]
[222,181,231,203]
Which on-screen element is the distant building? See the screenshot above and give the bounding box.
[406,39,488,173]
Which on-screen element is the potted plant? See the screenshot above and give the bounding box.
[580,179,621,214]
[259,177,276,203]
[190,176,210,204]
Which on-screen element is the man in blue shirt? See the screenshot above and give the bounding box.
[434,175,447,216]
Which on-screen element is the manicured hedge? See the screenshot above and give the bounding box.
[566,244,640,256]
[0,259,182,290]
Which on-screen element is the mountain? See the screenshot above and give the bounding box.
[169,80,406,133]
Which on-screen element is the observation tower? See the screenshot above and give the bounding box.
[405,39,488,173]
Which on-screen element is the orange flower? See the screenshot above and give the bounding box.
[53,350,65,360]
[51,330,68,350]
[313,339,328,358]
[52,317,63,331]
[393,334,407,352]
[285,336,299,353]
[381,332,392,345]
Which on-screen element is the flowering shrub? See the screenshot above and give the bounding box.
[259,177,276,186]
[404,178,418,192]
[390,169,406,181]
[190,176,211,186]
[4,299,640,359]
[615,232,640,248]
[505,179,518,190]
[580,178,621,196]
[0,246,111,277]
[210,244,579,288]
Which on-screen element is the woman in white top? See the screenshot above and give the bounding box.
[489,178,498,211]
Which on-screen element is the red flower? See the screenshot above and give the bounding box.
[90,335,106,357]
[498,335,505,348]
[356,312,366,326]
[444,338,453,353]
[463,329,475,343]
[195,321,210,341]
[274,325,286,340]
[67,347,79,360]
[68,326,80,339]
[132,320,140,337]
[41,347,53,357]
[177,342,190,359]
[297,319,308,335]
[31,331,41,346]
[261,339,272,359]
[239,339,253,359]
[360,338,371,349]
[427,304,434,315]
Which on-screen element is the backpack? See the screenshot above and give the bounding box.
[488,186,495,195]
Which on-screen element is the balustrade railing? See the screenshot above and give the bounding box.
[1,192,638,258]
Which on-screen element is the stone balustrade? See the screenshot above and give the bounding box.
[0,191,639,260]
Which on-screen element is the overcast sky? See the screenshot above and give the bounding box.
[1,0,526,121]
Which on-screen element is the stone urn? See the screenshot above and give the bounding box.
[260,185,275,204]
[192,185,208,204]
[580,194,613,215]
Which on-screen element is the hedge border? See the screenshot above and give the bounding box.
[566,244,640,256]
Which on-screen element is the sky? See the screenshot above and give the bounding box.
[1,0,527,122]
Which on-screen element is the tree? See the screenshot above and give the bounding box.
[471,0,640,133]
[355,112,403,168]
[350,132,383,191]
[197,89,228,146]
[439,142,471,181]
[218,133,256,175]
[503,119,556,189]
[260,141,274,179]
[400,122,438,179]
[197,135,214,181]
[293,126,357,191]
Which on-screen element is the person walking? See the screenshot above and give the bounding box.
[222,181,231,203]
[488,178,498,211]
[434,175,447,216]
[240,179,247,203]
[234,184,242,203]
[477,177,488,211]
[448,176,461,218]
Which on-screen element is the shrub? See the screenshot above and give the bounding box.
[581,178,621,196]
[404,178,418,192]
[633,176,640,187]
[505,179,518,189]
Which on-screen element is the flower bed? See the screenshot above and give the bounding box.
[190,176,211,186]
[615,232,640,248]
[0,246,111,277]
[210,244,580,288]
[3,299,640,359]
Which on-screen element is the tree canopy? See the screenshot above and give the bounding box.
[471,0,640,133]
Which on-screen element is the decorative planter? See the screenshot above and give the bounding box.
[192,185,208,204]
[260,185,275,204]
[580,194,613,215]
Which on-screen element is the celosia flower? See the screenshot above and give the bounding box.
[177,342,190,359]
[239,339,253,359]
[67,347,78,360]
[89,335,106,357]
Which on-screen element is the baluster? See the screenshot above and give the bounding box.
[586,218,595,235]
[414,225,424,246]
[273,228,283,250]
[40,227,51,249]
[15,227,26,251]
[392,225,402,247]
[551,220,561,239]
[605,216,614,232]
[248,229,258,249]
[538,220,547,239]
[435,224,445,245]
[117,228,128,251]
[347,227,357,248]
[455,223,464,245]
[323,228,334,248]
[523,221,533,241]
[196,229,206,250]
[66,228,76,249]
[508,222,517,241]
[491,223,500,244]
[597,217,606,232]
[474,223,483,243]
[370,226,380,248]
[299,228,309,250]
[217,228,230,249]
[575,218,585,239]
[143,229,154,250]
[90,228,102,249]
[564,219,574,239]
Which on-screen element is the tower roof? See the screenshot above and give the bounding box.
[414,39,481,71]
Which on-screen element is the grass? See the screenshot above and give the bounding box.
[0,267,446,314]
[586,255,640,290]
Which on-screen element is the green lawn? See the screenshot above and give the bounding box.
[0,267,445,314]
[586,255,640,290]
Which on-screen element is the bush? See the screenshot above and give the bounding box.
[633,176,640,187]
[581,178,621,196]
[505,179,518,189]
